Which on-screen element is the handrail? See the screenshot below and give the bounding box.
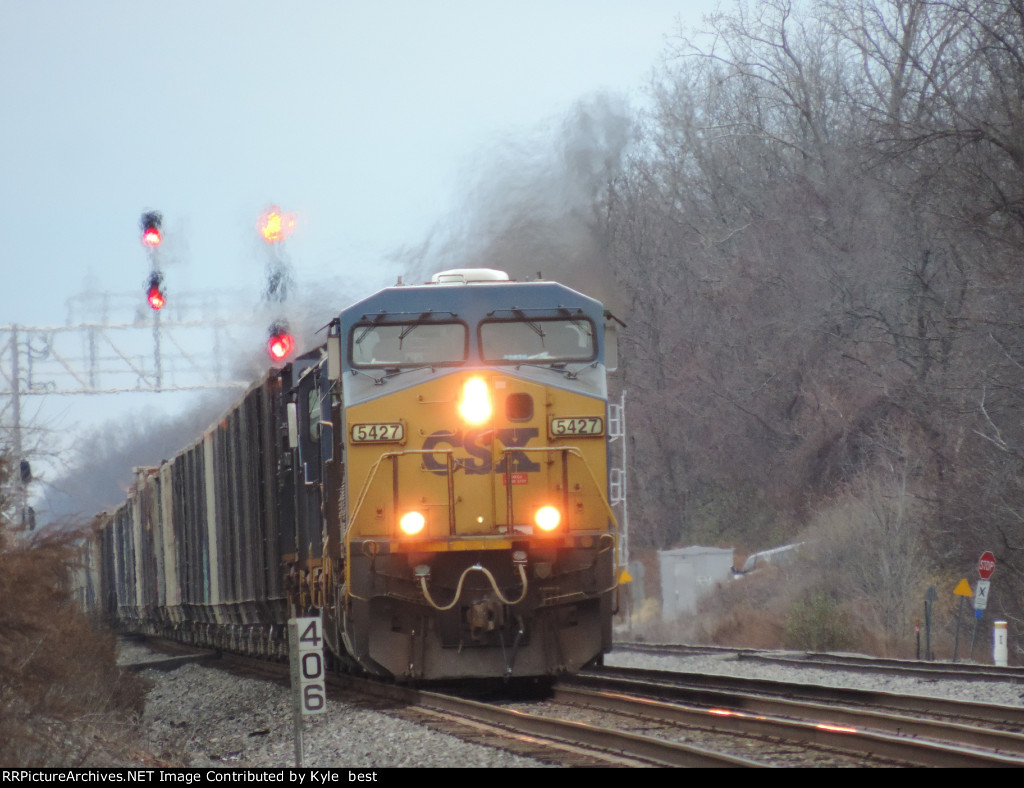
[344,445,621,589]
[499,444,620,527]
[500,444,621,579]
[345,448,455,591]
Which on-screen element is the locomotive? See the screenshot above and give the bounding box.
[84,269,622,680]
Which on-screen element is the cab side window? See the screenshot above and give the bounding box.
[308,384,321,441]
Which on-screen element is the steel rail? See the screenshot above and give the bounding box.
[125,638,763,767]
[613,641,1024,682]
[562,675,1024,766]
[743,651,1024,682]
[589,664,1024,728]
[128,638,1022,767]
[333,674,766,768]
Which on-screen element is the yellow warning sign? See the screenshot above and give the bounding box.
[618,567,633,584]
[954,578,973,597]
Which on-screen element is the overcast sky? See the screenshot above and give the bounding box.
[1,1,718,510]
[2,2,719,323]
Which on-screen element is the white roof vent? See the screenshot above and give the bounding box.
[430,268,510,285]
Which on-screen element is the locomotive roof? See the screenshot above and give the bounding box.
[341,278,604,326]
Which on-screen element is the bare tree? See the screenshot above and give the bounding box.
[607,0,1022,592]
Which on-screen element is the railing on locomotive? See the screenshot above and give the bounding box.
[345,442,618,545]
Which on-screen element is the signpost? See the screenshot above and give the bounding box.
[971,552,996,659]
[924,586,938,661]
[952,578,973,663]
[954,552,997,662]
[289,616,326,767]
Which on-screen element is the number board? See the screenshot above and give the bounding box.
[351,422,405,443]
[550,416,604,438]
[288,617,326,716]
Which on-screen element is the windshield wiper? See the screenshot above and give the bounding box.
[350,365,437,386]
[514,360,595,381]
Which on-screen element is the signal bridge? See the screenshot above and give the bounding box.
[0,289,267,460]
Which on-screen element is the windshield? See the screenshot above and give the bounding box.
[480,318,596,364]
[350,322,467,367]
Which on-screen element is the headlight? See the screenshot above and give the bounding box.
[458,377,491,425]
[534,506,561,532]
[400,511,426,535]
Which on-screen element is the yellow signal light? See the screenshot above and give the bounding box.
[257,206,296,243]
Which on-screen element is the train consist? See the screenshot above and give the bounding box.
[81,269,622,680]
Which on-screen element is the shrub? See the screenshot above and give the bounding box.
[0,523,151,766]
[783,592,853,651]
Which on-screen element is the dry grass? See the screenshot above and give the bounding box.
[624,541,1004,662]
[0,524,154,767]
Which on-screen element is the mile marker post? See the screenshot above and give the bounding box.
[289,616,326,767]
[994,621,1009,667]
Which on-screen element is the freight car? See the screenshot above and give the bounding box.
[88,269,622,680]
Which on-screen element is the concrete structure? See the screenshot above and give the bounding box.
[658,546,735,619]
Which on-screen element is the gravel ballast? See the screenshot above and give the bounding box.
[119,639,1024,768]
[121,644,547,768]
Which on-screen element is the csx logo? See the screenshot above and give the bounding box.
[421,428,540,475]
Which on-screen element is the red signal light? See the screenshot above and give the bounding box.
[147,284,165,310]
[268,332,295,361]
[140,211,163,248]
[142,227,162,247]
[146,271,165,310]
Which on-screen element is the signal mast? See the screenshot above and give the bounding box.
[140,211,166,311]
[140,210,167,387]
[258,205,297,363]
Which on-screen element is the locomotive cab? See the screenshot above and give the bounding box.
[330,269,620,680]
[89,268,621,683]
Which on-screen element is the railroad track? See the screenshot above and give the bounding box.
[122,637,1024,767]
[614,641,1024,682]
[590,664,1024,731]
[334,674,763,767]
[122,637,756,767]
[568,666,1024,767]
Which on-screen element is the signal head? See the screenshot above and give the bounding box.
[147,285,165,310]
[146,271,165,310]
[140,211,163,248]
[267,321,295,361]
[257,206,296,243]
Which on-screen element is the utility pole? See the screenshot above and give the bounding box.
[9,325,21,461]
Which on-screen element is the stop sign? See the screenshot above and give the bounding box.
[979,551,996,580]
